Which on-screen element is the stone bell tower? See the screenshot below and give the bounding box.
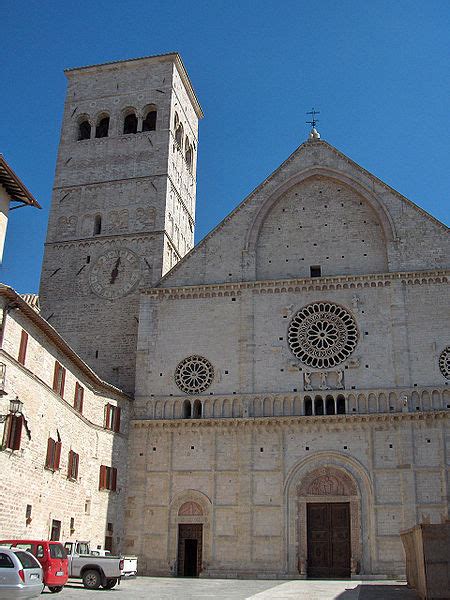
[39,53,203,393]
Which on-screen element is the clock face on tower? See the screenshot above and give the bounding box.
[89,248,141,299]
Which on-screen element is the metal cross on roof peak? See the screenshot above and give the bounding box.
[306,108,320,129]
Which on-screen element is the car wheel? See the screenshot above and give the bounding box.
[82,569,102,589]
[48,587,63,593]
[103,578,118,589]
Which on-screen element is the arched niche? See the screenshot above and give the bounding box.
[168,490,212,576]
[244,168,397,281]
[284,452,375,577]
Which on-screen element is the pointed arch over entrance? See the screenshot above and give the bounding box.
[284,452,375,578]
[169,490,212,577]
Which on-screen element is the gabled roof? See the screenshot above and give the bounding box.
[0,156,41,208]
[157,137,448,286]
[0,285,130,400]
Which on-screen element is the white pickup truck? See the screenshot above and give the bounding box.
[90,548,138,577]
[63,541,123,589]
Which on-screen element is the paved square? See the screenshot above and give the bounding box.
[42,578,419,599]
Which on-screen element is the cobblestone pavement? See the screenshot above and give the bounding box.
[42,578,419,600]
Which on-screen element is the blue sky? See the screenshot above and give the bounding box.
[1,0,449,293]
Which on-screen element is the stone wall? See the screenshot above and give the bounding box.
[124,412,449,577]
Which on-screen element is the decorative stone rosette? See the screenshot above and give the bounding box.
[288,302,358,369]
[439,346,450,379]
[175,355,214,394]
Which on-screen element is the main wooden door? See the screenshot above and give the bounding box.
[307,502,351,578]
[177,524,203,577]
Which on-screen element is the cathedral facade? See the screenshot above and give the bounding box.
[30,53,450,578]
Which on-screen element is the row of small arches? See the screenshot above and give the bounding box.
[147,388,450,420]
[77,106,158,141]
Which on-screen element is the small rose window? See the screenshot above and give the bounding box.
[439,346,450,380]
[175,355,214,394]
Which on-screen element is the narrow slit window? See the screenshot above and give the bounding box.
[93,215,102,236]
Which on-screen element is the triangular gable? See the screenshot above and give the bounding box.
[157,138,449,288]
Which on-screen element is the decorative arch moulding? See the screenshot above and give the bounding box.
[147,269,449,299]
[50,232,161,249]
[131,409,448,430]
[244,166,398,250]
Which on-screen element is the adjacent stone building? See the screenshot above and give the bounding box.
[0,285,131,550]
[3,52,449,579]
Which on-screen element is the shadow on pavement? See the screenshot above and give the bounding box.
[335,584,419,600]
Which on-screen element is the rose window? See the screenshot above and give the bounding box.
[439,346,450,380]
[288,302,358,369]
[175,355,214,394]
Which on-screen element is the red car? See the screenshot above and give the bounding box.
[0,540,68,593]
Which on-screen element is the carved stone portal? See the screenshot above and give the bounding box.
[298,467,357,497]
[297,466,361,577]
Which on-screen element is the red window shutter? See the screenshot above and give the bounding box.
[105,404,111,429]
[74,383,84,413]
[74,453,79,479]
[6,415,23,450]
[114,407,121,433]
[54,441,62,470]
[52,363,59,392]
[99,465,106,490]
[60,368,66,398]
[67,450,73,478]
[11,416,22,451]
[4,416,12,449]
[111,467,117,492]
[18,331,28,365]
[45,438,54,469]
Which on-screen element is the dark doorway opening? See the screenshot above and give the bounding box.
[177,524,202,577]
[184,539,198,576]
[307,502,351,578]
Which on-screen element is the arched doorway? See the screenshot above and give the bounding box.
[297,466,361,578]
[168,490,212,578]
[285,454,374,578]
[177,502,203,577]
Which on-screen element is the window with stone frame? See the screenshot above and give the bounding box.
[45,437,62,471]
[67,449,79,480]
[74,382,84,414]
[104,403,121,432]
[52,361,66,398]
[3,414,23,450]
[99,465,117,491]
[18,330,28,366]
